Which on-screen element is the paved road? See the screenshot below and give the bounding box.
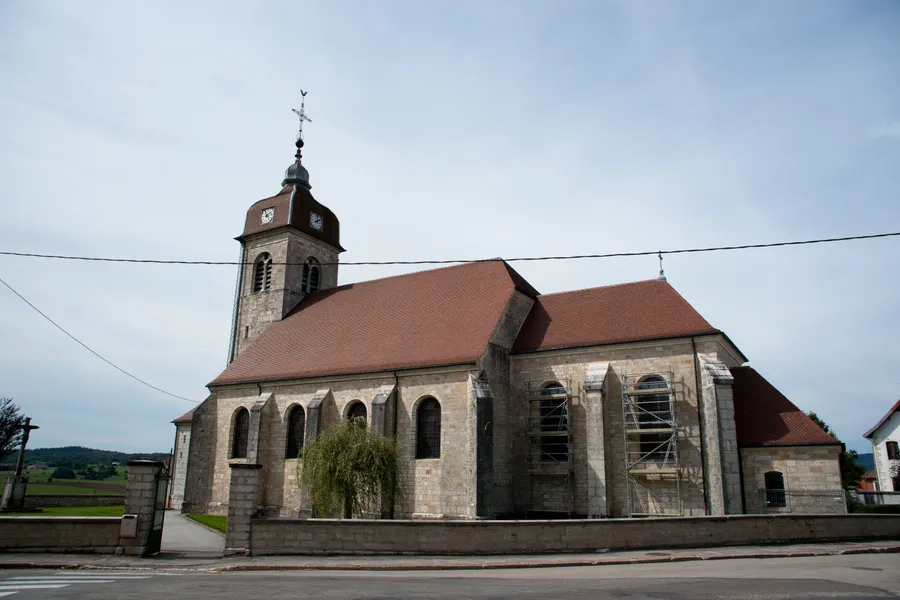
[159,510,224,556]
[0,554,897,599]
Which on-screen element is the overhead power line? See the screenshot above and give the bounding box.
[0,275,199,404]
[1,231,898,267]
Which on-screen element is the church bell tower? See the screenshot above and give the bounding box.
[227,94,344,362]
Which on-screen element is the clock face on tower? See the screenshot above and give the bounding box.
[310,212,323,231]
[260,207,274,224]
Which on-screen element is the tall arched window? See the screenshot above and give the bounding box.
[231,408,250,459]
[301,258,320,294]
[416,398,441,459]
[252,253,273,293]
[285,405,305,459]
[539,382,569,463]
[764,471,786,508]
[637,376,672,463]
[346,401,367,428]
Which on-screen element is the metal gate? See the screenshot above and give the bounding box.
[145,474,169,555]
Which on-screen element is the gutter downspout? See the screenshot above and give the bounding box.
[691,336,711,515]
[391,371,400,519]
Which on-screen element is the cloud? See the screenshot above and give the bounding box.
[871,121,900,140]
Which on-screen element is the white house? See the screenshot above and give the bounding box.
[864,399,900,492]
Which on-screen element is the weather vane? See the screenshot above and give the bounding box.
[291,90,312,141]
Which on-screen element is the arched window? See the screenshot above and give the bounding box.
[764,471,786,508]
[301,258,320,294]
[285,405,305,459]
[231,408,250,459]
[346,401,367,428]
[887,441,900,460]
[539,383,569,464]
[416,398,441,459]
[637,376,672,463]
[252,253,273,293]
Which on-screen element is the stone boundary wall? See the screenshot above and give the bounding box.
[0,517,121,553]
[248,514,900,556]
[25,494,125,508]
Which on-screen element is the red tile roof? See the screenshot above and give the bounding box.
[172,408,195,424]
[863,398,900,439]
[513,279,720,353]
[731,366,840,447]
[210,261,538,385]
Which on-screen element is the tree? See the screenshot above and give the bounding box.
[51,466,76,480]
[807,412,866,489]
[300,418,402,519]
[0,397,25,461]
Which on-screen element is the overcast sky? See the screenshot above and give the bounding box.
[0,1,898,455]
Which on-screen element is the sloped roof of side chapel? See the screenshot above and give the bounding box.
[210,261,728,386]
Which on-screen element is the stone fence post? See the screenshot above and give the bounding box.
[225,463,262,556]
[116,460,165,556]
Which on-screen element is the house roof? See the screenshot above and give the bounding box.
[210,261,539,385]
[172,408,195,424]
[513,279,720,353]
[731,366,840,447]
[863,399,900,439]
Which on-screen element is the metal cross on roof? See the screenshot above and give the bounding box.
[291,90,312,140]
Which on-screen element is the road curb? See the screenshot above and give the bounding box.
[2,544,898,572]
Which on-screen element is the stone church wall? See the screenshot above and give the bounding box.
[510,337,728,518]
[740,445,844,514]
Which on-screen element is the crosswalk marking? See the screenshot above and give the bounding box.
[0,570,172,597]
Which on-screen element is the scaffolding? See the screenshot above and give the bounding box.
[525,377,575,517]
[622,371,683,517]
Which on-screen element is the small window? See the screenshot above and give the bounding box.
[416,398,441,459]
[346,401,367,428]
[764,471,786,508]
[301,258,320,294]
[231,408,250,459]
[285,405,306,459]
[252,253,273,293]
[887,441,900,461]
[892,476,900,493]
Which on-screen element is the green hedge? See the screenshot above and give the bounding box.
[849,504,900,514]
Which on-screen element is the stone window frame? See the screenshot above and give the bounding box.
[301,257,321,295]
[344,400,368,428]
[252,252,274,293]
[414,395,442,460]
[634,374,674,464]
[764,470,787,508]
[285,404,306,460]
[230,407,251,459]
[537,381,569,464]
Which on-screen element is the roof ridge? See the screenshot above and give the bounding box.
[318,259,510,294]
[536,278,668,299]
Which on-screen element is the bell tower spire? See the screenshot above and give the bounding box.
[283,90,313,190]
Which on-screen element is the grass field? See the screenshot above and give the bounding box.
[2,506,125,517]
[187,513,227,534]
[0,467,127,495]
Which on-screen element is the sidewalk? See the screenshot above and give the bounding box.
[0,540,897,572]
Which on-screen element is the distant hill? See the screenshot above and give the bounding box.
[855,452,875,471]
[18,446,169,467]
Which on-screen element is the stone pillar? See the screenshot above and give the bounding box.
[584,363,610,518]
[225,463,262,556]
[117,460,164,556]
[699,358,740,516]
[370,385,397,437]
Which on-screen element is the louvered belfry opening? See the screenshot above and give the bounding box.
[253,253,273,293]
[302,258,320,294]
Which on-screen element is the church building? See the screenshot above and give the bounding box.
[172,124,845,519]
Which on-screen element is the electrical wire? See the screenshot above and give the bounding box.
[0,275,199,404]
[0,231,898,267]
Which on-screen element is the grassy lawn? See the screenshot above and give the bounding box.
[2,505,124,517]
[0,469,126,495]
[187,513,227,534]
